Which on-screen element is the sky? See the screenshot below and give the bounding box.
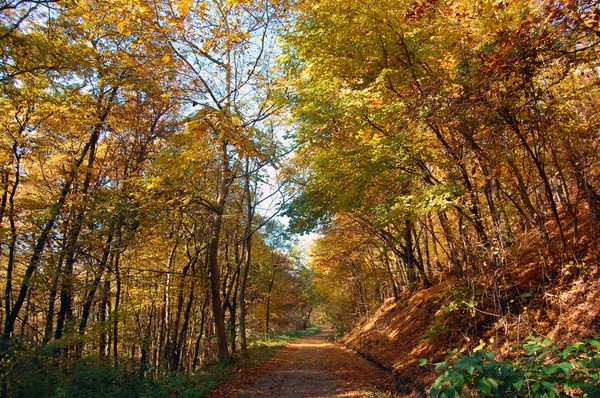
[297,231,320,252]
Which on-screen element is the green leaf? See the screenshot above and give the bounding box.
[419,358,428,367]
[579,358,591,368]
[466,363,475,375]
[540,381,559,394]
[435,362,448,372]
[512,379,524,391]
[481,350,495,362]
[475,377,491,395]
[486,377,499,391]
[589,340,600,350]
[443,386,456,398]
[557,362,572,375]
[543,364,559,375]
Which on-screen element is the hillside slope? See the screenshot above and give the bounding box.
[340,212,600,397]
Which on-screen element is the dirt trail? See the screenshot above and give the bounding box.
[214,330,398,397]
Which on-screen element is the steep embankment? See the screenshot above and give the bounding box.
[341,211,600,397]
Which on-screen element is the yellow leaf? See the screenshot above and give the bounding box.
[177,0,193,14]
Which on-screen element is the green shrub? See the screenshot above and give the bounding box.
[1,327,320,397]
[2,346,181,398]
[421,335,600,397]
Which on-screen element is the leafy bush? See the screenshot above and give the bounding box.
[421,335,600,397]
[1,327,321,397]
[0,343,200,398]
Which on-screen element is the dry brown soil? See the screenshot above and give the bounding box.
[209,330,398,397]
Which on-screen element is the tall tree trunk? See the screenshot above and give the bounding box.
[159,240,177,369]
[383,249,399,300]
[3,144,20,341]
[55,130,99,341]
[230,270,239,353]
[174,279,195,371]
[503,145,552,246]
[2,131,98,345]
[420,220,433,279]
[112,250,121,361]
[238,159,254,351]
[20,288,31,338]
[169,252,194,371]
[405,220,431,287]
[44,255,64,344]
[99,279,109,357]
[0,171,8,230]
[238,236,251,351]
[265,266,276,335]
[428,123,489,246]
[302,307,312,330]
[76,229,114,357]
[192,294,209,369]
[207,141,231,360]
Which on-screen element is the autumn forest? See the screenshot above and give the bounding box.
[1,0,599,396]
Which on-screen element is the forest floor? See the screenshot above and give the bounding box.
[208,329,398,397]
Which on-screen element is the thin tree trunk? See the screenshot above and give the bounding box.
[437,212,463,279]
[99,279,109,357]
[44,255,64,344]
[174,279,195,371]
[238,236,251,351]
[230,270,239,353]
[501,111,566,248]
[76,229,114,357]
[55,130,100,341]
[238,158,254,351]
[159,239,177,369]
[192,294,208,369]
[265,267,276,335]
[383,249,399,300]
[20,288,31,338]
[0,171,8,230]
[3,144,20,341]
[169,252,195,371]
[112,250,121,361]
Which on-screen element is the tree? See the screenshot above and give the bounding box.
[280,0,600,327]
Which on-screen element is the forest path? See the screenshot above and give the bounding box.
[214,329,398,397]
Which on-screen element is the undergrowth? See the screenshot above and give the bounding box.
[421,335,600,397]
[1,326,320,398]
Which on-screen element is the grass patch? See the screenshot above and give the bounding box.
[250,325,321,348]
